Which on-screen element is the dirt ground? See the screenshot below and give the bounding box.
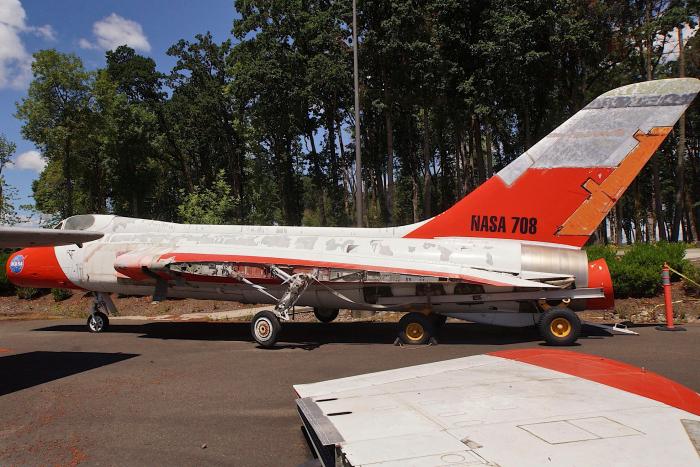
[1,282,698,325]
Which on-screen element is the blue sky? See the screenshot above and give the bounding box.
[0,0,238,217]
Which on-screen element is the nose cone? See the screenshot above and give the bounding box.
[6,247,75,289]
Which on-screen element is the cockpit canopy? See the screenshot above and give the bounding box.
[55,214,115,231]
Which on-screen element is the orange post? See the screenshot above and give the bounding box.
[656,262,686,332]
[662,263,674,328]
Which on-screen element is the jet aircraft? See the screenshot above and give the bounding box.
[6,78,699,347]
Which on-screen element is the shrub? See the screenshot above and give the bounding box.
[16,287,42,300]
[681,263,700,296]
[52,288,73,302]
[586,242,689,298]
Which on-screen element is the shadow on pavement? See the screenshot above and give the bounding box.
[32,321,611,347]
[0,351,138,396]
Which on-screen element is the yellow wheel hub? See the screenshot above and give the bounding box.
[550,317,571,338]
[405,322,425,342]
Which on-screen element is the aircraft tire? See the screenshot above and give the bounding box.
[431,314,447,328]
[398,313,435,345]
[251,310,281,348]
[87,311,109,333]
[538,307,581,346]
[313,307,339,323]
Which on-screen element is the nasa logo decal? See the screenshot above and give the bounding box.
[9,255,24,274]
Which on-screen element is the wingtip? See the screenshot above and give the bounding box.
[601,77,700,98]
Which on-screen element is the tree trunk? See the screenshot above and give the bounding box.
[473,115,486,184]
[412,176,419,223]
[422,108,431,218]
[485,125,493,178]
[672,26,687,241]
[63,136,74,218]
[384,86,394,224]
[308,131,326,226]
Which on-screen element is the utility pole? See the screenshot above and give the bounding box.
[352,0,363,227]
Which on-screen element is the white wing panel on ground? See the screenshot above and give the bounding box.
[294,350,700,466]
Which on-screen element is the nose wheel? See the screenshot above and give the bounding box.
[251,310,281,348]
[87,311,109,332]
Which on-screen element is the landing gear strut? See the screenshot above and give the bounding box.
[86,292,116,333]
[250,268,315,347]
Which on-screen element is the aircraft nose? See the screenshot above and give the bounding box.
[6,247,75,289]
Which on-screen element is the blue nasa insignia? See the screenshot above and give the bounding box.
[9,255,24,274]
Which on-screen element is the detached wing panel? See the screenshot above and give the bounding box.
[294,349,700,467]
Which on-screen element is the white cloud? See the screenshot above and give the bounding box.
[27,24,56,41]
[659,23,698,63]
[0,0,55,89]
[8,150,46,172]
[79,13,151,53]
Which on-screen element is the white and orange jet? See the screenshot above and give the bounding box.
[5,78,699,347]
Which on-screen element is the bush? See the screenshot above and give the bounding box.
[52,288,73,302]
[16,287,42,300]
[586,242,690,298]
[681,263,700,296]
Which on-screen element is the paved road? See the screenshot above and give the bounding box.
[1,319,699,466]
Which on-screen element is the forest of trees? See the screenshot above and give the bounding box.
[3,0,699,244]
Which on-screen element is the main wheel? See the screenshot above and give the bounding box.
[87,311,109,333]
[313,307,339,323]
[431,314,447,328]
[398,312,435,345]
[538,307,581,346]
[251,310,281,348]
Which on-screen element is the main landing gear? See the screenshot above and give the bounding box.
[86,292,117,333]
[397,312,447,345]
[313,307,339,323]
[538,307,581,346]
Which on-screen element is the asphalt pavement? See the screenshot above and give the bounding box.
[1,319,699,466]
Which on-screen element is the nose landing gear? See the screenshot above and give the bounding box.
[86,292,117,333]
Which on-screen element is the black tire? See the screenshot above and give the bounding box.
[398,312,435,345]
[538,307,581,346]
[431,314,447,328]
[87,311,109,333]
[251,310,281,348]
[313,307,339,323]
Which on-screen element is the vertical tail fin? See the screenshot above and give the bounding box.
[405,78,700,247]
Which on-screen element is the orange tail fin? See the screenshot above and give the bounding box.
[405,79,700,247]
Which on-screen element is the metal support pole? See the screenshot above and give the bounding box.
[352,0,363,227]
[656,263,686,331]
